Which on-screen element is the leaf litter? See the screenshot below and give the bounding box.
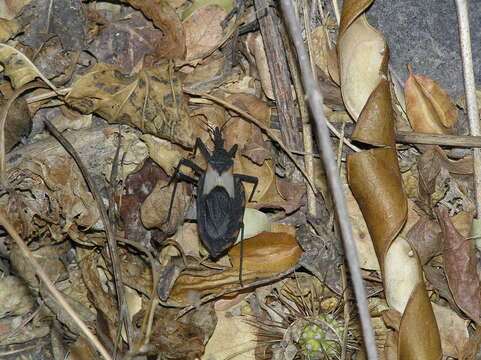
[0,0,478,359]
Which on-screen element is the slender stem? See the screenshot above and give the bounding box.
[280,1,378,359]
[454,0,481,217]
[0,211,113,360]
[44,120,134,347]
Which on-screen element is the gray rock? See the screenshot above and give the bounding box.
[365,0,481,99]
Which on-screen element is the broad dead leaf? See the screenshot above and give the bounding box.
[246,32,274,99]
[437,208,481,324]
[122,0,186,59]
[405,66,458,134]
[66,63,194,147]
[19,0,86,52]
[183,4,227,61]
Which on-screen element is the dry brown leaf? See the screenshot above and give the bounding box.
[140,134,183,176]
[345,182,380,270]
[228,232,302,273]
[122,0,186,59]
[338,12,386,120]
[352,78,394,147]
[133,307,205,358]
[432,303,469,358]
[437,208,481,324]
[66,63,194,147]
[169,231,301,305]
[405,66,458,134]
[5,155,99,240]
[140,177,190,234]
[0,44,56,89]
[3,95,31,152]
[398,283,442,360]
[406,217,442,265]
[0,0,31,19]
[202,302,257,360]
[183,4,226,61]
[347,148,407,266]
[0,18,20,42]
[119,158,168,248]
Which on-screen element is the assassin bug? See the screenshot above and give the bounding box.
[167,126,258,283]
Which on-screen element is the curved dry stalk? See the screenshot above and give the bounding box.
[183,87,318,194]
[280,1,377,359]
[0,211,113,360]
[454,0,481,217]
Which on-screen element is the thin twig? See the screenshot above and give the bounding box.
[44,120,134,348]
[0,211,113,360]
[454,0,481,217]
[280,1,378,359]
[183,87,318,194]
[26,87,71,104]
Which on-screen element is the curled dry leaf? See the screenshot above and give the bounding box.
[121,0,186,59]
[168,231,301,305]
[66,63,194,147]
[228,232,302,273]
[437,208,481,324]
[347,148,407,267]
[398,283,442,360]
[404,66,458,134]
[338,11,385,120]
[0,43,56,89]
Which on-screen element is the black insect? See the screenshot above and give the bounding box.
[167,127,258,282]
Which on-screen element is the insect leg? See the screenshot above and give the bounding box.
[193,137,210,160]
[234,174,259,202]
[166,159,200,226]
[239,222,245,286]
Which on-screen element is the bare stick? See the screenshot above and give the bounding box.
[280,1,378,359]
[454,0,481,216]
[44,120,134,348]
[396,131,481,148]
[0,211,113,360]
[183,87,318,194]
